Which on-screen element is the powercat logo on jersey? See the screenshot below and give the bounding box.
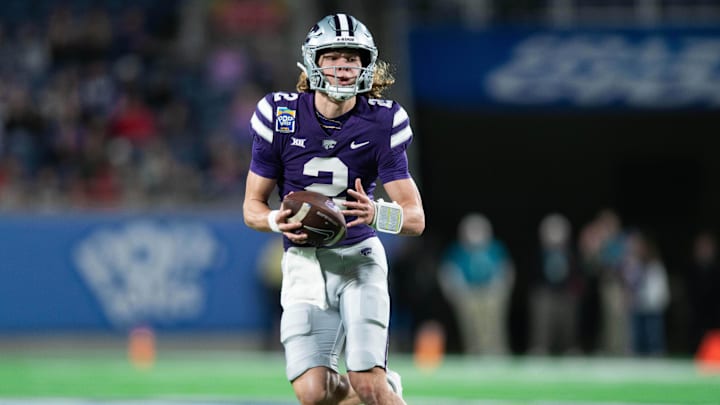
[276,107,296,133]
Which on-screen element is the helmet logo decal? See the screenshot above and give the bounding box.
[307,24,321,39]
[333,14,354,37]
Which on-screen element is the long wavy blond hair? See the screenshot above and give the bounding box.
[296,59,396,99]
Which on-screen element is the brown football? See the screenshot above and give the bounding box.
[282,190,347,247]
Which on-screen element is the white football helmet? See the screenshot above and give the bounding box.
[301,14,378,101]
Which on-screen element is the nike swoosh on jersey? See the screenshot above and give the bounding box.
[350,141,370,149]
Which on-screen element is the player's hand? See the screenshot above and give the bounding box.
[343,178,375,228]
[275,207,308,244]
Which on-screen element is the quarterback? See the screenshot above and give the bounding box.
[243,13,424,405]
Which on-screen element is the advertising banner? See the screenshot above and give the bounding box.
[0,213,275,332]
[410,26,720,110]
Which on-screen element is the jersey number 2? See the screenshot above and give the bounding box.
[303,157,348,205]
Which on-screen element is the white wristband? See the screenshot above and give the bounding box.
[371,199,403,234]
[267,210,281,233]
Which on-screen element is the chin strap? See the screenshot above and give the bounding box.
[324,84,356,101]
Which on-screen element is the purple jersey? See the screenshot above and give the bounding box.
[249,91,413,247]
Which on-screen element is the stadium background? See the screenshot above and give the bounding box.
[1,0,720,403]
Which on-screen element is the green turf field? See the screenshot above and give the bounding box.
[1,348,719,404]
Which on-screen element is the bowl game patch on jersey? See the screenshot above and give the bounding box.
[276,107,296,133]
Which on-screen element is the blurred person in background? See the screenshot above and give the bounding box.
[0,1,243,211]
[577,217,604,354]
[0,156,27,209]
[438,212,514,355]
[109,86,158,148]
[621,230,670,356]
[529,213,581,356]
[576,209,634,355]
[686,230,720,353]
[243,13,424,405]
[594,209,631,355]
[3,84,47,175]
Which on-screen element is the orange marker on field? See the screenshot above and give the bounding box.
[128,326,156,370]
[696,329,720,374]
[414,320,445,372]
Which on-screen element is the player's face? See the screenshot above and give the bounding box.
[318,50,362,86]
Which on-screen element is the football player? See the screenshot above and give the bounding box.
[243,13,425,405]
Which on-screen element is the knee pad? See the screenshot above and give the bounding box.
[342,284,390,371]
[281,304,343,381]
[280,304,313,345]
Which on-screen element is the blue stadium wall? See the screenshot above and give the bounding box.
[0,213,405,335]
[0,213,275,333]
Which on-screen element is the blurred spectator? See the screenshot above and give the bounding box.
[529,213,581,355]
[32,165,65,211]
[687,230,720,353]
[0,155,28,209]
[15,22,50,82]
[227,84,265,144]
[158,97,202,167]
[47,6,80,66]
[577,216,604,354]
[206,45,250,94]
[0,1,295,212]
[208,0,287,37]
[78,61,117,116]
[621,230,671,356]
[438,213,515,355]
[109,86,158,147]
[203,134,247,202]
[595,209,631,355]
[77,7,113,63]
[76,121,121,207]
[576,209,634,355]
[4,84,47,174]
[114,6,154,59]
